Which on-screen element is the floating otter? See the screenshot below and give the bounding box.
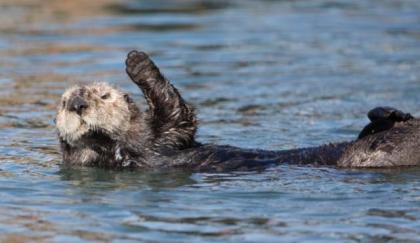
[55,51,418,171]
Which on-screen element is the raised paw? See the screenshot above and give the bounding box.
[367,106,414,123]
[125,50,163,84]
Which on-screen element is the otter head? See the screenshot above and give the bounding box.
[56,82,135,145]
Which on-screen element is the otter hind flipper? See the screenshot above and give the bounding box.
[367,106,413,122]
[340,119,420,167]
[358,119,395,139]
[358,107,414,139]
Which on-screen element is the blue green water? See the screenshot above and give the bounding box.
[0,0,419,241]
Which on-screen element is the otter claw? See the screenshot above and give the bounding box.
[122,159,142,168]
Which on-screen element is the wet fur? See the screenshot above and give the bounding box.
[56,51,420,171]
[338,119,420,167]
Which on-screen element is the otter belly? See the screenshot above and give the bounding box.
[164,142,351,172]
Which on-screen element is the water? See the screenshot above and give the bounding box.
[0,0,420,241]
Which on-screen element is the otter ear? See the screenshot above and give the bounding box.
[124,93,133,103]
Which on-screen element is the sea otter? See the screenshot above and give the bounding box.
[55,50,418,171]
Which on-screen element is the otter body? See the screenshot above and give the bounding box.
[63,141,350,171]
[158,142,351,172]
[55,51,420,171]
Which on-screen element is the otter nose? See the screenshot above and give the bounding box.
[68,96,88,114]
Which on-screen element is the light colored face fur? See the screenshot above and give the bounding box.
[56,82,132,144]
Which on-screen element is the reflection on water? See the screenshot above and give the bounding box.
[0,0,420,241]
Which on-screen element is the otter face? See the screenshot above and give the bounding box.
[56,82,132,144]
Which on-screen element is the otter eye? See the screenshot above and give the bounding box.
[62,100,66,107]
[124,94,133,103]
[101,93,110,100]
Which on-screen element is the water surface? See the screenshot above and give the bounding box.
[0,0,419,241]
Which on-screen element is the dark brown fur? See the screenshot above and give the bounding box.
[338,119,420,167]
[56,51,420,171]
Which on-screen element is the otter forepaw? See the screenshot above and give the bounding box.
[125,50,162,84]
